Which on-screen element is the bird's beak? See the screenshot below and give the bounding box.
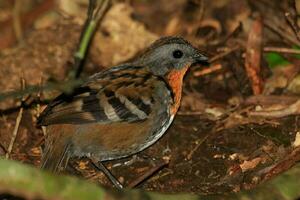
[192,53,209,65]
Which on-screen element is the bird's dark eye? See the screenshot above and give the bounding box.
[172,50,183,59]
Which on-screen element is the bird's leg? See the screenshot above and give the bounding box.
[91,159,123,189]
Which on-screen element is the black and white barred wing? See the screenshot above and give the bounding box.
[38,66,158,126]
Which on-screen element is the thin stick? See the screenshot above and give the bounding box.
[12,0,23,42]
[186,134,210,160]
[5,78,25,159]
[91,159,123,189]
[36,76,47,136]
[208,46,240,63]
[36,76,44,119]
[178,111,205,116]
[0,78,84,102]
[96,0,110,22]
[193,63,222,77]
[285,12,300,42]
[128,161,169,188]
[264,46,300,54]
[0,98,49,116]
[245,95,299,106]
[196,0,205,23]
[249,99,300,118]
[264,19,300,46]
[72,0,110,79]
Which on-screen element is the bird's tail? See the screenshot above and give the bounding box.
[41,127,71,173]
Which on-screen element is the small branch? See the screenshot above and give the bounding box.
[264,19,300,46]
[264,46,300,54]
[218,22,243,46]
[198,0,205,23]
[177,111,204,115]
[208,46,240,63]
[244,95,299,106]
[35,76,44,119]
[5,78,25,159]
[0,98,49,116]
[94,0,110,22]
[12,0,23,42]
[0,79,84,103]
[261,147,300,182]
[285,12,300,42]
[193,63,222,77]
[249,99,300,118]
[71,0,110,79]
[128,161,169,188]
[186,134,210,160]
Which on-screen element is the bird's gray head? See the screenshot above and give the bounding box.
[134,36,208,76]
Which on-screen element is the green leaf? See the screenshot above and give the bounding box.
[265,52,291,68]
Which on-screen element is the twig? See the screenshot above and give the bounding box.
[186,134,210,160]
[94,0,110,22]
[249,99,300,118]
[0,98,49,116]
[178,111,205,116]
[0,78,84,102]
[5,108,23,159]
[218,22,243,46]
[71,0,110,79]
[5,78,26,159]
[128,161,169,188]
[208,46,240,63]
[12,0,23,42]
[36,76,43,117]
[244,95,299,106]
[285,12,300,42]
[248,126,269,140]
[195,0,205,23]
[37,77,47,137]
[264,46,300,54]
[264,19,300,46]
[193,63,222,77]
[261,147,300,182]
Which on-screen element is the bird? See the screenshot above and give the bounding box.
[37,36,208,189]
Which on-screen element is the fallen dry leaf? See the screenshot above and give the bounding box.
[91,3,158,66]
[240,157,263,172]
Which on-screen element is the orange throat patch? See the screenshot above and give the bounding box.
[166,66,189,114]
